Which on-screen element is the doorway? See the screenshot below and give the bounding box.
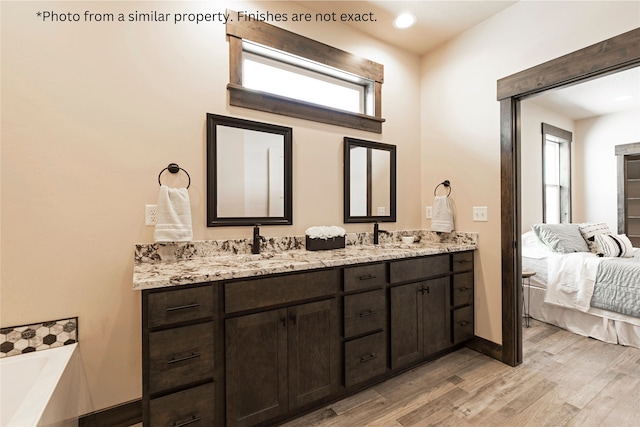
[497,28,640,366]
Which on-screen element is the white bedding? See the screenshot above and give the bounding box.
[544,252,601,312]
[521,231,640,347]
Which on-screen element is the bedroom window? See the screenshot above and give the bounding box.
[226,12,385,133]
[542,123,572,224]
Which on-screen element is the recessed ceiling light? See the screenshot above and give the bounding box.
[393,13,416,29]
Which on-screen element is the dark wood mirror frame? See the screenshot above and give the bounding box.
[496,28,640,367]
[343,137,397,223]
[206,113,293,227]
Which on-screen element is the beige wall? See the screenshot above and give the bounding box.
[574,109,640,230]
[1,1,420,410]
[419,1,639,344]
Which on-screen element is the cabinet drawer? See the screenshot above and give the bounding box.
[452,306,474,344]
[344,263,387,292]
[225,269,339,313]
[150,382,215,427]
[452,272,473,307]
[345,332,387,387]
[147,285,214,329]
[148,322,214,394]
[453,251,473,272]
[389,255,449,284]
[344,290,386,339]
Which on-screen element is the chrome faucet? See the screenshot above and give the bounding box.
[252,225,266,254]
[373,222,389,245]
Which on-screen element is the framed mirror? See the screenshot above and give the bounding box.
[207,114,293,226]
[344,137,396,223]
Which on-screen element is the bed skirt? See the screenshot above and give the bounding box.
[525,282,640,349]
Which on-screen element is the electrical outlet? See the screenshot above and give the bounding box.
[473,206,488,222]
[145,204,158,225]
[426,206,432,219]
[377,207,385,215]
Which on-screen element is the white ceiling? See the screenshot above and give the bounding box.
[295,1,639,119]
[297,1,518,55]
[527,67,640,120]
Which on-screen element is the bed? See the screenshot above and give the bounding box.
[522,223,640,348]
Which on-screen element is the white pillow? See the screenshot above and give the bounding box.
[532,223,590,253]
[578,222,612,253]
[594,233,634,258]
[522,231,552,259]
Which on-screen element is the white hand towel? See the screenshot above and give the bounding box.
[431,195,454,233]
[154,185,193,242]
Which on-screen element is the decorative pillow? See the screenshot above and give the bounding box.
[578,222,612,253]
[594,233,634,258]
[522,230,552,259]
[531,223,590,253]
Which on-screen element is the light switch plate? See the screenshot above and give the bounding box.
[377,207,386,215]
[426,206,432,219]
[473,206,488,222]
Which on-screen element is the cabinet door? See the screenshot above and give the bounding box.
[422,277,451,356]
[288,299,340,409]
[390,282,423,369]
[225,309,288,427]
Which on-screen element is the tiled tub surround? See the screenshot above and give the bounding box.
[0,317,78,358]
[134,230,477,290]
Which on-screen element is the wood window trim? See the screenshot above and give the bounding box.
[226,12,385,133]
[542,123,572,224]
[497,27,640,367]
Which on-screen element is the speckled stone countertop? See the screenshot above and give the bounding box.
[133,230,477,290]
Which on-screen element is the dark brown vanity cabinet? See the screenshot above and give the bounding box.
[389,252,474,370]
[141,251,474,427]
[343,263,388,387]
[224,271,341,427]
[389,277,450,369]
[142,283,216,427]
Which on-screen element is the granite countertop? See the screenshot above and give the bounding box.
[133,240,476,291]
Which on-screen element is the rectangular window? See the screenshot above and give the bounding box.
[242,42,372,115]
[542,123,572,224]
[226,12,385,133]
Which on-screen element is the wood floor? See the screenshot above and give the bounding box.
[281,320,640,427]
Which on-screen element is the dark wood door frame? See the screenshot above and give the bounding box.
[497,27,640,366]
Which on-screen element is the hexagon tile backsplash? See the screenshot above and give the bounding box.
[0,317,78,358]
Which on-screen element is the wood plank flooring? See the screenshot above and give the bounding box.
[281,320,640,427]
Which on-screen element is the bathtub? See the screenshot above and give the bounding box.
[1,344,93,427]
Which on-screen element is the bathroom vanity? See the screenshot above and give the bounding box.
[134,233,476,427]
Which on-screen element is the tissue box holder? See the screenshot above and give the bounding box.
[306,235,345,251]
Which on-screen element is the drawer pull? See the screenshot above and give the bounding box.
[166,303,200,312]
[359,354,377,363]
[173,415,202,427]
[458,287,470,292]
[167,353,201,365]
[359,310,377,318]
[358,274,377,281]
[458,321,470,327]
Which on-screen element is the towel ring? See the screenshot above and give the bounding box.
[434,180,451,197]
[158,163,191,189]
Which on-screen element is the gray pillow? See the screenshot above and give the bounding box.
[532,224,589,253]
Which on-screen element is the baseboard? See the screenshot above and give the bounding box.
[79,399,141,427]
[466,335,503,361]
